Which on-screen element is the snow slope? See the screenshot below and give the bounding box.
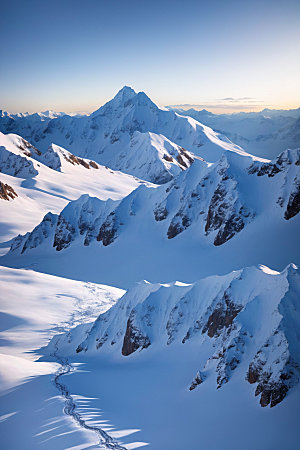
[0,265,125,449]
[0,132,146,251]
[3,148,299,288]
[0,87,252,181]
[171,107,300,160]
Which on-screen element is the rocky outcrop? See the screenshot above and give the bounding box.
[205,180,252,246]
[38,143,100,172]
[247,346,297,408]
[8,195,117,255]
[53,215,76,251]
[97,212,118,246]
[122,312,151,356]
[0,181,18,200]
[189,371,205,391]
[284,180,300,220]
[167,211,191,239]
[0,146,38,178]
[202,292,242,338]
[248,149,300,177]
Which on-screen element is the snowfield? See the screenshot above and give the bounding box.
[0,266,125,449]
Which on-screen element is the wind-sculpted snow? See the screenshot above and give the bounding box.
[47,264,300,408]
[8,147,300,257]
[0,86,251,181]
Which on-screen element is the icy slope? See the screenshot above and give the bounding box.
[0,266,125,449]
[48,264,300,409]
[0,132,145,247]
[0,87,251,181]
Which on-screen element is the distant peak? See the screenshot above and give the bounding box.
[113,85,136,102]
[118,85,136,95]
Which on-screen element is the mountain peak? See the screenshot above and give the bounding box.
[116,85,136,97]
[91,86,137,117]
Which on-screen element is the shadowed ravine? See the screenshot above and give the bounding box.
[52,342,126,450]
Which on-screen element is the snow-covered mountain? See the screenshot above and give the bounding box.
[0,87,252,182]
[8,148,299,252]
[0,131,145,246]
[47,263,300,408]
[3,147,299,287]
[1,91,300,450]
[170,107,300,160]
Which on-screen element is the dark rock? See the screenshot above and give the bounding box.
[202,292,242,338]
[0,181,18,201]
[163,154,173,162]
[122,312,151,356]
[154,206,168,221]
[97,213,118,246]
[189,371,204,391]
[284,182,300,220]
[89,160,99,169]
[53,215,76,251]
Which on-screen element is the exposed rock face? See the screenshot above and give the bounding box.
[205,181,252,246]
[249,148,300,221]
[15,137,41,158]
[38,143,100,172]
[247,348,297,408]
[8,195,117,255]
[167,212,191,239]
[248,149,300,177]
[53,215,76,251]
[0,146,38,178]
[202,292,242,338]
[97,212,118,246]
[154,206,168,221]
[189,371,204,391]
[122,312,151,356]
[284,180,300,220]
[0,182,18,201]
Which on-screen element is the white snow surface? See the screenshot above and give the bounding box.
[0,265,124,449]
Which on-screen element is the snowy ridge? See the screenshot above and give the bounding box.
[7,147,300,256]
[47,264,300,408]
[0,87,255,181]
[0,132,41,178]
[0,131,146,248]
[10,195,118,254]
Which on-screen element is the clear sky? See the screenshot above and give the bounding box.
[1,0,300,113]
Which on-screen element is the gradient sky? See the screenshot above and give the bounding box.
[1,0,300,113]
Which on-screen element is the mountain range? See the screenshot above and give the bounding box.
[0,87,299,450]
